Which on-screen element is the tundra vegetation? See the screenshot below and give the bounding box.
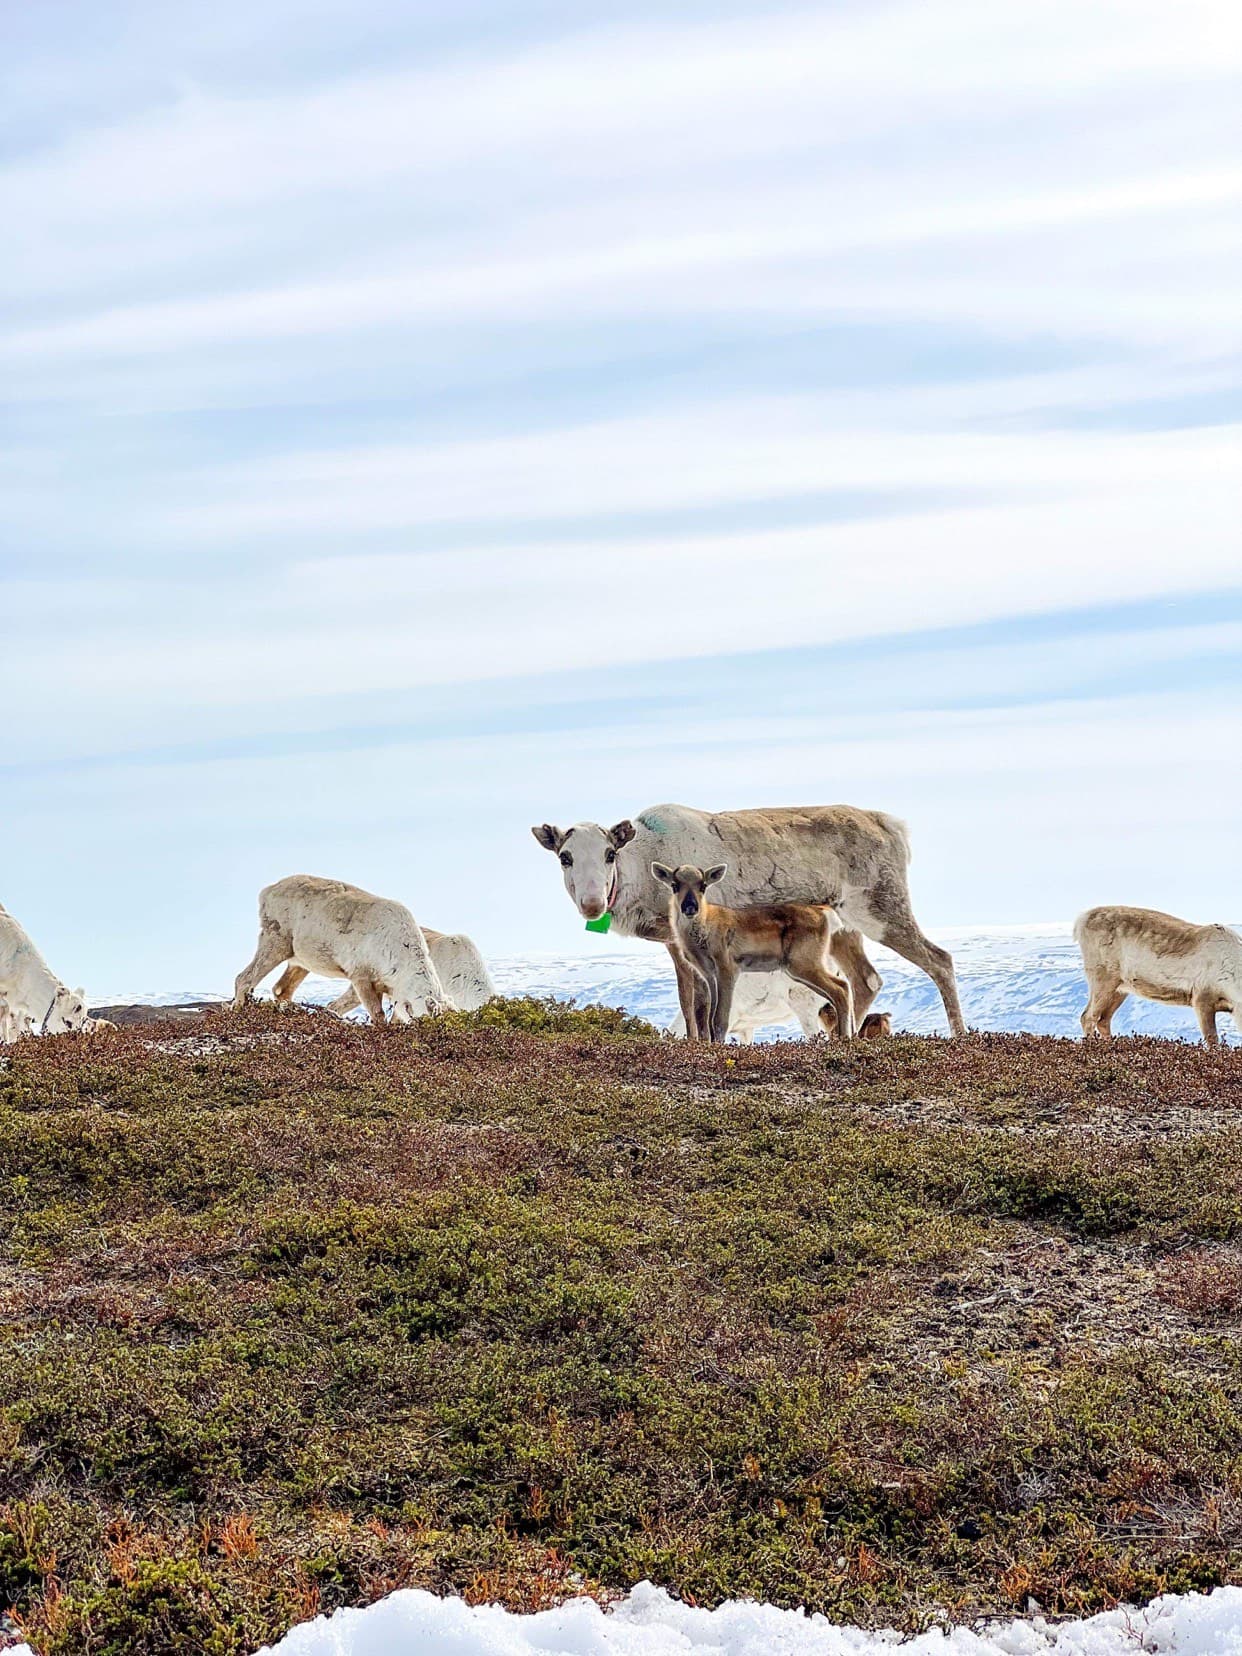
[1,1004,1242,1652]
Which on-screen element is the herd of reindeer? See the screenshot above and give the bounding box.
[3,800,1240,1049]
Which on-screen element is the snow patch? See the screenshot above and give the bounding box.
[101,922,1242,1043]
[252,1581,1242,1655]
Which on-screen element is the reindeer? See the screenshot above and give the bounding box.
[1075,905,1242,1047]
[233,875,446,1024]
[0,903,89,1042]
[271,926,494,1018]
[652,862,854,1043]
[532,800,962,1036]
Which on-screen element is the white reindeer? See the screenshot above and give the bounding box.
[233,875,446,1024]
[670,973,829,1042]
[0,904,89,1042]
[271,927,494,1018]
[1075,905,1242,1047]
[533,801,960,1035]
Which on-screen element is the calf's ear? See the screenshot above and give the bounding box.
[650,862,675,886]
[608,819,636,849]
[702,864,728,887]
[531,824,565,853]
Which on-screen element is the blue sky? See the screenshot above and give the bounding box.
[2,0,1241,994]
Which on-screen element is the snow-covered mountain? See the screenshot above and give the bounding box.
[487,924,1237,1041]
[103,922,1240,1042]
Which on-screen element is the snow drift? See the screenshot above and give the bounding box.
[252,1580,1242,1656]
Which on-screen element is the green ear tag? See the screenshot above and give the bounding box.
[584,911,613,934]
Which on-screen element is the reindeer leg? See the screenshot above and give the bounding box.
[353,977,387,1025]
[1193,989,1220,1049]
[668,944,704,1040]
[710,963,737,1044]
[787,940,854,1039]
[233,925,291,1007]
[272,964,309,1008]
[828,927,881,1023]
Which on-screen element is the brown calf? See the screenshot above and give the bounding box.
[652,862,854,1043]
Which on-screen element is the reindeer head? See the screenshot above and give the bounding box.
[650,862,727,920]
[44,985,89,1035]
[532,819,636,921]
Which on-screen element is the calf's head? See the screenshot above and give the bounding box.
[532,820,636,921]
[651,862,727,920]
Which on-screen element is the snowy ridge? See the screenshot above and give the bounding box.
[251,1580,1242,1655]
[487,923,1241,1042]
[103,923,1241,1042]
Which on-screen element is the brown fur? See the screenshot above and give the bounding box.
[653,863,854,1043]
[820,1006,892,1039]
[533,802,963,1036]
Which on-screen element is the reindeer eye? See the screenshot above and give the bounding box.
[604,848,616,864]
[559,852,573,868]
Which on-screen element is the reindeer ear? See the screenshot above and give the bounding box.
[531,824,564,853]
[702,864,727,887]
[608,819,636,850]
[651,862,675,886]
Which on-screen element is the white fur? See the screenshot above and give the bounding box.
[0,996,34,1044]
[0,904,89,1042]
[669,972,826,1042]
[233,875,446,1022]
[421,930,496,1012]
[323,928,495,1018]
[1075,905,1242,1046]
[534,800,962,1033]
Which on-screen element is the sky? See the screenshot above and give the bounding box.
[2,0,1241,994]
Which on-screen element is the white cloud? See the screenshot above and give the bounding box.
[5,0,1241,984]
[161,403,1239,536]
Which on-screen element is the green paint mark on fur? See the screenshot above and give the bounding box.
[585,912,613,934]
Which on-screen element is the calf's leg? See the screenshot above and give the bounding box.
[710,963,737,1043]
[787,940,854,1038]
[828,928,881,1023]
[668,944,708,1041]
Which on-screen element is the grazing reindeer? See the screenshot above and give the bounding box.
[233,875,446,1025]
[0,903,89,1041]
[652,862,854,1043]
[1075,905,1242,1047]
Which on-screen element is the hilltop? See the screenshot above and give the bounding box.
[2,1003,1242,1652]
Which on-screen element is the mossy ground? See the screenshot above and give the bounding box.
[2,1001,1242,1652]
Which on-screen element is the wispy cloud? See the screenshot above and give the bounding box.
[3,0,1240,985]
